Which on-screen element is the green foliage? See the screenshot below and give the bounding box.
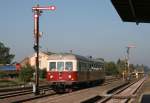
[117,59,126,74]
[105,58,150,76]
[0,79,24,87]
[0,42,15,64]
[105,61,119,76]
[39,69,47,79]
[0,71,8,78]
[19,65,34,83]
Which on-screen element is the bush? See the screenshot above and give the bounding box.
[105,61,119,76]
[19,65,34,83]
[39,69,47,79]
[0,71,8,78]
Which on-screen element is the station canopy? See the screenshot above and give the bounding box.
[111,0,150,23]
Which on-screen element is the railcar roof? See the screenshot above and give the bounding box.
[47,53,104,63]
[48,53,89,61]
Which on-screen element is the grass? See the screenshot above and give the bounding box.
[0,78,24,88]
[0,78,48,88]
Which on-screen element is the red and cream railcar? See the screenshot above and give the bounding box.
[46,53,105,91]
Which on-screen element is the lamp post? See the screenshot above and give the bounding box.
[32,4,56,95]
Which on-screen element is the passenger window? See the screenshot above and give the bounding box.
[77,62,81,71]
[57,62,64,71]
[65,62,73,71]
[49,62,56,71]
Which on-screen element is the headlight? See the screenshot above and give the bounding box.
[68,75,72,79]
[50,75,53,79]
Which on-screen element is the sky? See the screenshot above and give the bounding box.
[0,0,150,66]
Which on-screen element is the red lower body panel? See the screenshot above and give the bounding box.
[46,71,77,82]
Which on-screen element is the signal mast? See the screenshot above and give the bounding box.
[126,45,136,80]
[32,4,56,95]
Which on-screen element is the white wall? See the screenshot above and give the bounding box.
[29,52,49,70]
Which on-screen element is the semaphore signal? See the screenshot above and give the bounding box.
[32,4,56,95]
[32,5,56,11]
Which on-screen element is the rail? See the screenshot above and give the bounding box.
[99,77,146,103]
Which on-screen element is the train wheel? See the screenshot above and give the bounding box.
[68,89,73,93]
[65,88,73,93]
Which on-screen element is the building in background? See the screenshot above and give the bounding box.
[20,57,30,67]
[20,52,54,70]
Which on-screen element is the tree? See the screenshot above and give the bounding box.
[19,64,34,83]
[0,42,15,64]
[105,61,119,76]
[117,59,126,75]
[39,69,47,79]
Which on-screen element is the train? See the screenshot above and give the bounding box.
[46,53,105,92]
[0,64,21,79]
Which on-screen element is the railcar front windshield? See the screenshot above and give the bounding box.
[65,62,73,71]
[57,62,64,71]
[49,62,56,71]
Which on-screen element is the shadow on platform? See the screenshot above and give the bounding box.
[141,94,150,103]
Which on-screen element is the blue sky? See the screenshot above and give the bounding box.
[0,0,150,66]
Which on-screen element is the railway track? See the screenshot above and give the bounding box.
[80,77,145,103]
[101,76,120,86]
[0,86,51,99]
[12,91,57,103]
[0,84,57,103]
[98,77,146,103]
[21,77,145,103]
[0,84,50,96]
[0,76,121,103]
[22,77,125,103]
